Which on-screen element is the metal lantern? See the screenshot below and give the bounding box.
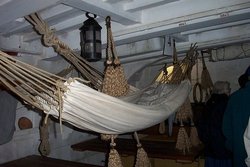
[80,12,102,62]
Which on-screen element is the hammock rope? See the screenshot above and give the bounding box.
[0,51,66,110]
[56,65,74,77]
[39,116,51,156]
[25,13,103,90]
[154,42,199,154]
[156,43,198,84]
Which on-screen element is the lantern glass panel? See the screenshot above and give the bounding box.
[96,43,101,53]
[85,43,94,53]
[86,30,94,40]
[96,31,101,40]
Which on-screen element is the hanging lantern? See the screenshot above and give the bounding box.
[80,12,102,62]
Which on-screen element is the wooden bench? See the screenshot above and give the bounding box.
[71,137,204,162]
[0,155,103,167]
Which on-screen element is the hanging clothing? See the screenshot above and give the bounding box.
[223,81,250,167]
[205,157,232,167]
[244,117,250,167]
[0,90,18,145]
[198,93,232,160]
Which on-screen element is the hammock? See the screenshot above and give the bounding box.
[0,13,195,136]
[0,50,191,134]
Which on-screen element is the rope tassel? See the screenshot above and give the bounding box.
[189,122,201,147]
[176,124,191,154]
[108,149,123,167]
[135,147,151,167]
[39,115,50,156]
[175,98,193,122]
[107,135,123,167]
[134,132,151,167]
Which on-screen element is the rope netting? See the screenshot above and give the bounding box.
[0,50,65,112]
[25,13,103,90]
[102,16,129,97]
[155,43,199,154]
[156,43,198,84]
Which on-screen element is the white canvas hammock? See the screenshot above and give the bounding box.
[40,78,191,134]
[0,50,191,134]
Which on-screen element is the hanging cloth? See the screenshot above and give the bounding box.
[244,117,250,167]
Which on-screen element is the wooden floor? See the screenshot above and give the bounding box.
[0,155,103,167]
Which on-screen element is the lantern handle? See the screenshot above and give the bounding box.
[86,12,97,19]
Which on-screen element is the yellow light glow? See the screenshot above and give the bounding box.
[155,65,174,83]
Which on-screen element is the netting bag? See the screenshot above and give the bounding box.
[102,16,129,97]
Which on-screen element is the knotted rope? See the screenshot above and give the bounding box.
[0,50,66,111]
[0,50,69,134]
[101,134,123,167]
[39,115,50,156]
[175,122,192,154]
[134,132,151,167]
[189,120,201,147]
[25,13,103,90]
[175,98,193,122]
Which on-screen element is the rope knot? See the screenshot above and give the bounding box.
[43,34,54,47]
[137,143,142,148]
[113,58,120,65]
[105,16,111,28]
[110,142,116,147]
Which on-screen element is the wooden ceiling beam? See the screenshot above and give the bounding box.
[2,4,81,36]
[124,0,179,12]
[0,0,61,27]
[61,0,141,25]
